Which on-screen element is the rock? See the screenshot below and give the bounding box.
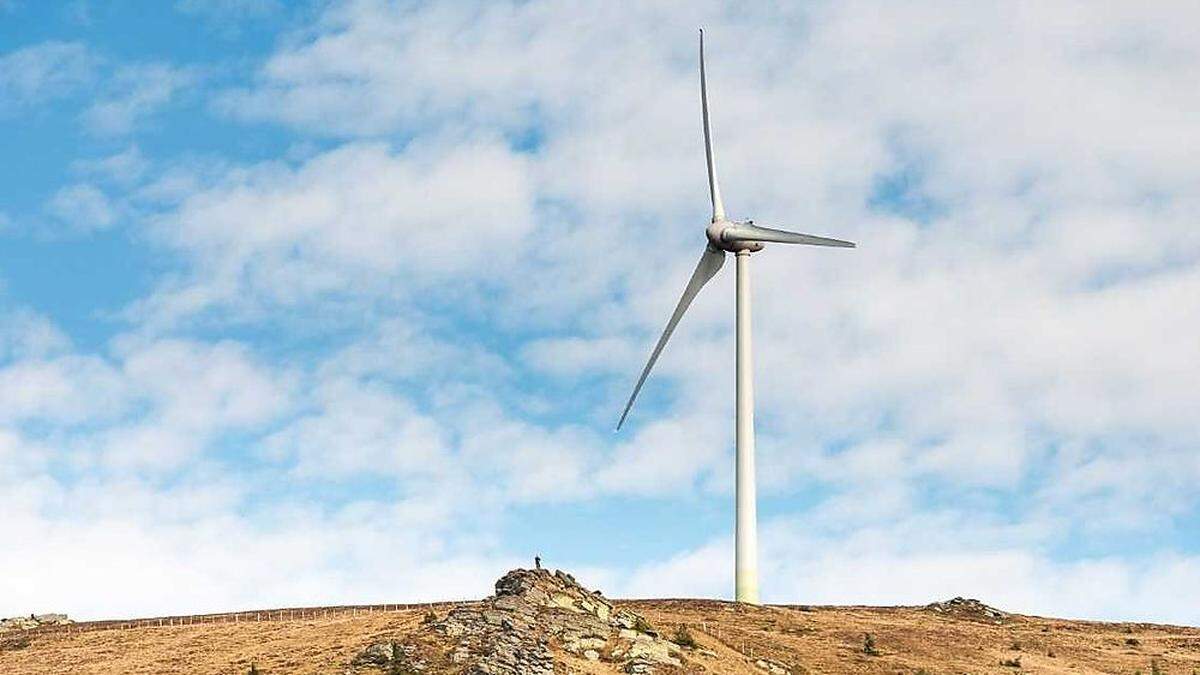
[350,640,426,672]
[754,658,791,675]
[625,657,657,674]
[626,639,681,667]
[0,614,73,632]
[33,614,68,624]
[423,568,689,675]
[924,597,1008,623]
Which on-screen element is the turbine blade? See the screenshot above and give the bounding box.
[617,246,726,430]
[700,29,725,222]
[722,223,856,248]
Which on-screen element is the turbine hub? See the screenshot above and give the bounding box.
[706,220,763,253]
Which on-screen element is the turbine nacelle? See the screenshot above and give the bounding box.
[707,220,763,253]
[707,219,855,253]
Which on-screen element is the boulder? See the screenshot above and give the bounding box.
[0,614,73,632]
[429,568,690,675]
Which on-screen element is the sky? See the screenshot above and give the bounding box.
[1,0,1198,623]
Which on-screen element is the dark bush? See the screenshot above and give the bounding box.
[671,625,697,649]
[863,633,878,656]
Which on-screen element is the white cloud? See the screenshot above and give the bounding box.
[132,138,535,323]
[72,145,149,186]
[45,182,117,233]
[454,401,600,503]
[92,338,294,469]
[0,307,70,360]
[596,414,728,496]
[83,62,194,136]
[521,337,637,378]
[0,332,294,471]
[0,41,92,109]
[263,377,450,480]
[0,355,126,426]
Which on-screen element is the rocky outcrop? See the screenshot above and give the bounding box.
[924,597,1007,623]
[0,614,72,632]
[350,569,690,674]
[446,569,686,675]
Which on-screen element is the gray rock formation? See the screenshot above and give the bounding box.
[444,569,685,675]
[0,614,73,632]
[924,597,1007,623]
[350,568,689,674]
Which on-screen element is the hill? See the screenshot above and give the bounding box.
[2,568,1198,674]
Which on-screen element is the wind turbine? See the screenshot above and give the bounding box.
[615,30,856,605]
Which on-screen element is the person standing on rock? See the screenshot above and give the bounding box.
[535,555,542,570]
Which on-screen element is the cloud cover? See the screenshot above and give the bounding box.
[1,0,1199,623]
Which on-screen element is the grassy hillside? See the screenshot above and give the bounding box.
[3,570,1198,675]
[3,600,1199,674]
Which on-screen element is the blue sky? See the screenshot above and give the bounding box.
[2,0,1199,623]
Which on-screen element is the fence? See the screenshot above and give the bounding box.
[16,600,479,639]
[688,620,767,662]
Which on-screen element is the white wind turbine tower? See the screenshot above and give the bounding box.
[616,30,855,605]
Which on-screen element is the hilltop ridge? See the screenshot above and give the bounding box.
[2,568,1199,674]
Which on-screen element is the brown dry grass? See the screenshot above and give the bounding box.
[0,610,425,674]
[3,600,1198,675]
[635,600,1200,674]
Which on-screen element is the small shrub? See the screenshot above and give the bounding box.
[1127,637,1142,647]
[422,610,438,625]
[1047,649,1056,658]
[248,664,260,675]
[863,633,879,656]
[1000,656,1022,668]
[670,625,697,649]
[633,616,654,634]
[1151,660,1163,675]
[0,635,32,652]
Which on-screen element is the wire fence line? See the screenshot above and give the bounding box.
[15,599,783,669]
[687,620,762,661]
[14,601,480,639]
